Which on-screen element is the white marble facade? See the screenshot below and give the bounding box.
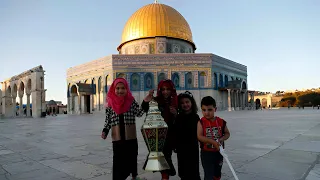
[67,54,248,114]
[1,66,46,118]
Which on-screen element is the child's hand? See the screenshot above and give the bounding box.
[169,106,177,115]
[212,141,220,151]
[144,89,154,102]
[101,132,107,139]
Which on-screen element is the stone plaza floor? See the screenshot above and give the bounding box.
[0,108,319,180]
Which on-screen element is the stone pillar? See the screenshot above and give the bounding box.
[231,90,235,111]
[227,89,232,111]
[31,91,44,118]
[19,96,23,117]
[26,94,31,117]
[12,96,16,116]
[79,95,82,114]
[236,90,239,110]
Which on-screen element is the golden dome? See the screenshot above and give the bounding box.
[118,3,195,50]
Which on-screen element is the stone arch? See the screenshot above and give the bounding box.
[158,73,166,83]
[213,73,218,89]
[84,79,89,84]
[219,74,223,88]
[7,86,11,96]
[131,73,141,91]
[117,73,126,79]
[231,77,234,81]
[27,79,32,93]
[185,72,193,89]
[172,73,180,88]
[13,84,18,97]
[199,72,206,88]
[70,84,79,113]
[144,73,154,90]
[19,81,25,96]
[224,75,228,87]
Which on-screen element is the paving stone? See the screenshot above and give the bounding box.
[237,157,311,180]
[5,167,71,180]
[0,153,28,165]
[0,150,14,156]
[306,164,320,180]
[2,160,47,175]
[40,159,110,179]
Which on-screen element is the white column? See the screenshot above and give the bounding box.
[228,89,232,111]
[236,90,239,110]
[78,95,82,114]
[26,94,31,117]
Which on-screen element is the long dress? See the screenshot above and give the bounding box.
[174,112,201,180]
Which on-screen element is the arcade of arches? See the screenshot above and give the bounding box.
[0,66,46,118]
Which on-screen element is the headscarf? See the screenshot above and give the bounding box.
[106,78,134,115]
[156,79,178,123]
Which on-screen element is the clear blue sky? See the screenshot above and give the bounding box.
[1,0,319,104]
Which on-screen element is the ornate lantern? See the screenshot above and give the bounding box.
[141,100,170,171]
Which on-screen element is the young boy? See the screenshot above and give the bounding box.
[197,96,231,180]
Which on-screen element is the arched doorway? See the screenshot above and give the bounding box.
[255,98,261,110]
[70,85,78,114]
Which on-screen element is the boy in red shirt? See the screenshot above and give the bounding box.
[197,96,231,180]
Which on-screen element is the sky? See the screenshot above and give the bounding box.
[0,0,319,104]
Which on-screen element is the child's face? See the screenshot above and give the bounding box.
[180,97,192,113]
[161,86,171,99]
[201,105,216,120]
[115,82,127,97]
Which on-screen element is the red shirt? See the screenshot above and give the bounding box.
[200,116,226,152]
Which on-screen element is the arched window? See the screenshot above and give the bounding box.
[172,73,180,88]
[144,73,154,90]
[224,75,228,87]
[185,72,193,89]
[219,74,223,88]
[199,72,206,88]
[213,73,218,89]
[242,81,247,89]
[131,73,140,91]
[117,73,126,79]
[158,73,166,83]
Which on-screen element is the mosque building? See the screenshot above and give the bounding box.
[66,2,251,114]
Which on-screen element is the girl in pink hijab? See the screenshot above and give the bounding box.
[101,78,153,180]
